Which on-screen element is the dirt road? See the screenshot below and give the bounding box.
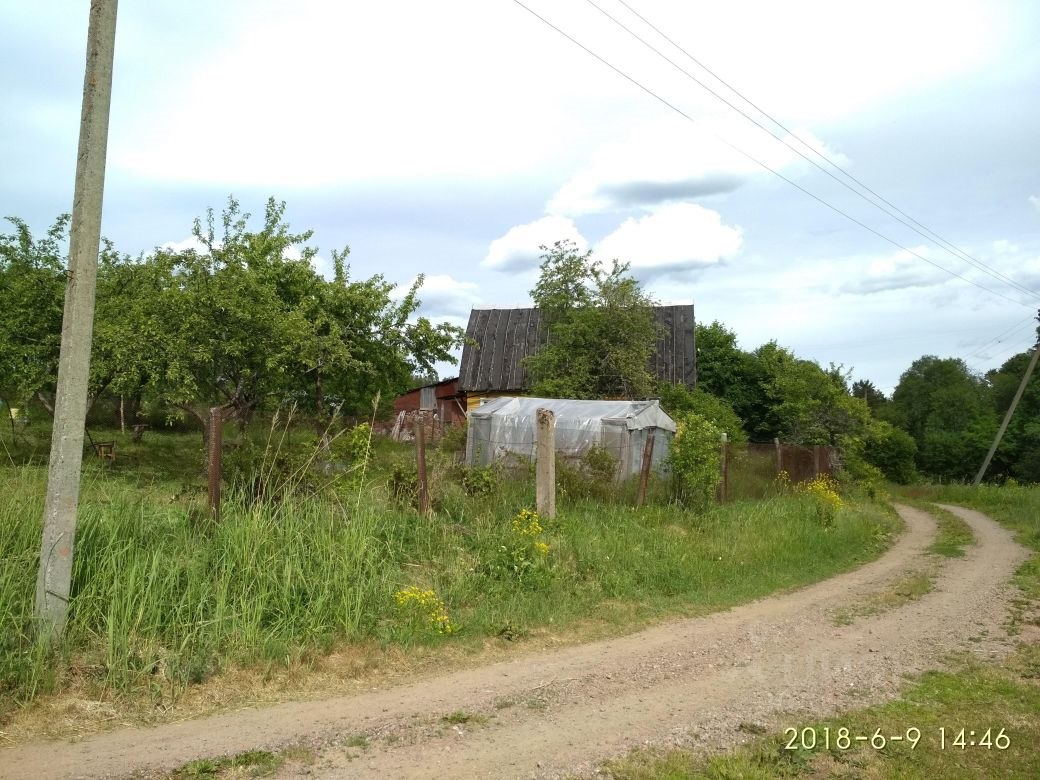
[2,504,1030,779]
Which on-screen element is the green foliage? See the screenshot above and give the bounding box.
[0,215,68,411]
[656,383,747,444]
[863,419,917,484]
[669,412,723,508]
[331,422,372,491]
[460,464,498,497]
[885,355,997,481]
[437,421,467,454]
[0,200,465,433]
[0,444,900,715]
[851,378,888,413]
[480,509,553,587]
[525,240,659,399]
[582,446,619,482]
[694,321,767,433]
[984,348,1040,482]
[386,463,419,507]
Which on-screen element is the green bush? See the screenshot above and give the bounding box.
[863,420,917,484]
[669,412,723,508]
[460,464,498,497]
[657,383,748,444]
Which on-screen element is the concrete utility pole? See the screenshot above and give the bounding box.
[973,342,1040,486]
[35,0,119,639]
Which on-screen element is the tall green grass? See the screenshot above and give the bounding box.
[1,457,898,720]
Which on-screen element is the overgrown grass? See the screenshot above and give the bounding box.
[0,426,899,731]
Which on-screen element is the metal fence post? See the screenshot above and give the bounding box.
[414,411,431,516]
[635,429,656,508]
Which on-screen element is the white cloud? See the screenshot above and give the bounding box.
[839,246,951,295]
[1030,195,1040,213]
[397,273,482,318]
[158,236,208,253]
[482,216,587,273]
[594,203,742,279]
[548,119,847,216]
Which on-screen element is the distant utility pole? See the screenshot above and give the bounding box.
[35,0,119,639]
[973,313,1040,486]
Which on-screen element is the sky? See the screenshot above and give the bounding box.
[3,0,1040,395]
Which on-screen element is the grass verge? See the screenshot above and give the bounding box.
[1,459,898,743]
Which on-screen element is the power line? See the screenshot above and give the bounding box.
[604,0,1039,303]
[966,316,1036,360]
[508,0,1035,310]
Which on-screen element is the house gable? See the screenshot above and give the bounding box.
[458,304,696,394]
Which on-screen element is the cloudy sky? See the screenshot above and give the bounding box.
[3,0,1039,394]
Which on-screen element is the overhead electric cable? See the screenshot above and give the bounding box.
[586,0,1040,302]
[966,316,1036,359]
[508,0,1034,310]
[611,0,1036,299]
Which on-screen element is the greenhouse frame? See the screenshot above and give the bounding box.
[465,396,677,480]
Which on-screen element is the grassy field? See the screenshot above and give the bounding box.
[601,482,1040,779]
[0,420,899,739]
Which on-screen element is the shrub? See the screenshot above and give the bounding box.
[797,474,844,527]
[331,422,372,491]
[669,412,723,508]
[393,586,454,635]
[481,508,553,586]
[387,464,419,507]
[582,446,618,483]
[459,464,498,497]
[657,383,748,444]
[863,420,917,484]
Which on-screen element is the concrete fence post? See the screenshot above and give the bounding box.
[536,408,556,519]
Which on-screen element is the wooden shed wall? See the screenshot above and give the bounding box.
[459,305,695,393]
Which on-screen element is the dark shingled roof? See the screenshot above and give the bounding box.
[459,305,696,393]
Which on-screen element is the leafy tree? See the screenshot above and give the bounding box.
[0,216,68,416]
[886,356,997,480]
[525,240,658,399]
[851,378,888,413]
[863,420,917,484]
[136,198,465,432]
[984,348,1040,482]
[753,345,870,446]
[694,321,767,432]
[656,382,747,443]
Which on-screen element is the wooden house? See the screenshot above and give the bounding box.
[457,304,696,409]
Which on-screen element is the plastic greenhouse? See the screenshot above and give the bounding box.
[465,396,677,480]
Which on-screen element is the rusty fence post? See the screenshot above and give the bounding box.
[207,407,223,520]
[635,429,656,508]
[813,445,822,478]
[414,411,430,516]
[774,437,783,477]
[535,408,556,519]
